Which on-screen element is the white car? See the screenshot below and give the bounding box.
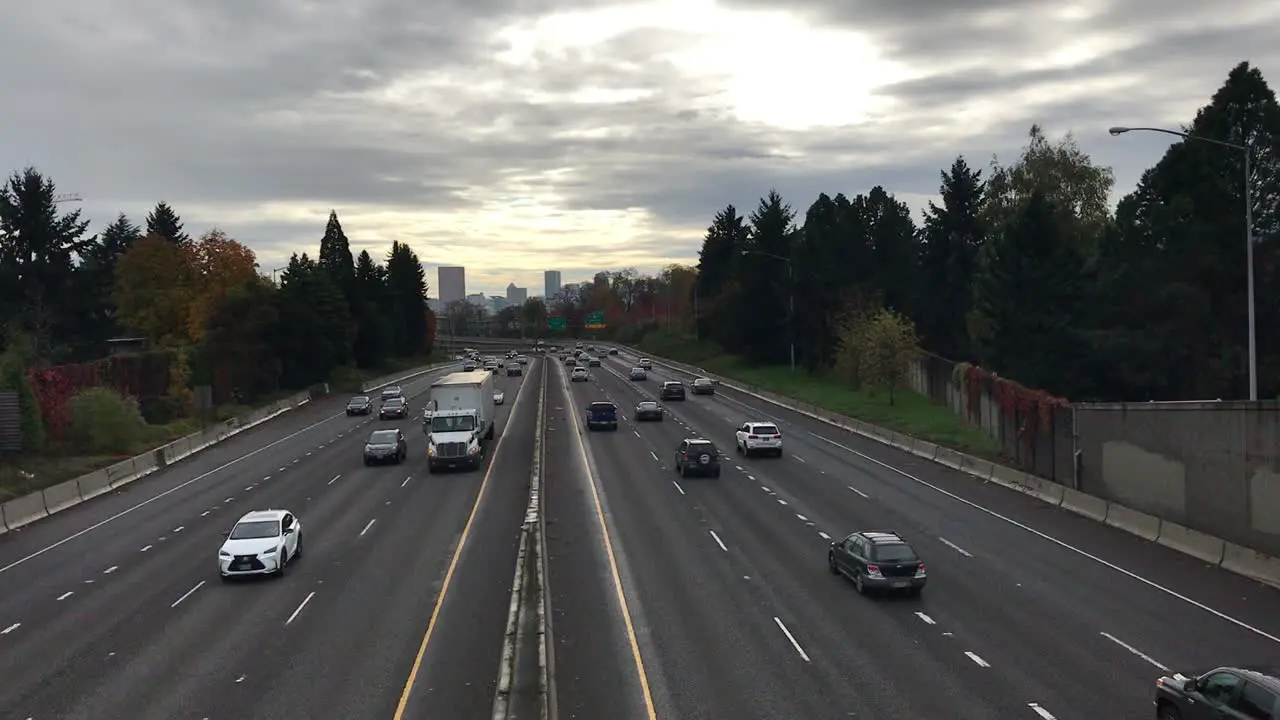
[735,421,783,458]
[638,358,652,369]
[494,390,505,405]
[570,367,589,382]
[218,509,303,580]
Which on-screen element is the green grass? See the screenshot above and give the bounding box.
[633,331,1001,461]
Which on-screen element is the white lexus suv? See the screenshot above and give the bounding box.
[735,421,784,458]
[218,509,303,580]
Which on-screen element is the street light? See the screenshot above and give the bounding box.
[741,249,796,373]
[1109,125,1258,401]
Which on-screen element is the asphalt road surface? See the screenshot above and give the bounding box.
[0,360,542,720]
[540,350,1280,720]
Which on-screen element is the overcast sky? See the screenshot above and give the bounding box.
[4,1,1278,296]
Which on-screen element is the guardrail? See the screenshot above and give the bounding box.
[360,360,461,394]
[597,341,1280,590]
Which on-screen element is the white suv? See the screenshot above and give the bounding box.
[218,509,303,579]
[735,422,783,458]
[571,367,589,382]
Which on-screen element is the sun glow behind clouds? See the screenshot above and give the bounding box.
[493,0,912,130]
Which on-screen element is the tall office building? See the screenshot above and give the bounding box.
[506,283,527,306]
[438,266,466,303]
[544,270,562,302]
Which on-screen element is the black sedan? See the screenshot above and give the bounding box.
[634,401,664,421]
[1155,665,1280,719]
[346,396,373,415]
[379,397,409,420]
[364,429,407,465]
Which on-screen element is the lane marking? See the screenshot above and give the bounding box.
[1,623,19,634]
[818,531,831,540]
[285,591,315,625]
[139,545,152,552]
[57,591,74,601]
[796,514,808,522]
[1028,703,1057,720]
[174,526,185,533]
[794,455,806,463]
[709,530,728,552]
[633,430,641,438]
[392,359,540,720]
[328,474,341,485]
[938,537,973,557]
[774,617,811,662]
[401,476,411,488]
[200,511,209,517]
[103,566,118,574]
[1100,631,1169,671]
[278,467,287,472]
[264,476,271,481]
[810,432,1280,645]
[171,581,205,608]
[915,611,936,625]
[965,651,990,667]
[777,499,788,506]
[672,481,685,495]
[359,519,376,537]
[224,497,233,503]
[846,485,869,498]
[649,451,659,462]
[746,474,756,481]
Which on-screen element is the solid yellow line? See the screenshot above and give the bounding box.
[391,366,537,720]
[566,364,659,719]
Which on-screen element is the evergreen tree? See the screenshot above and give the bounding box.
[352,250,392,368]
[861,186,918,317]
[916,157,985,360]
[385,241,431,357]
[696,205,749,346]
[317,210,356,301]
[737,190,796,363]
[145,201,190,245]
[276,253,352,385]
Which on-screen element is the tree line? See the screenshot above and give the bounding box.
[470,62,1279,404]
[0,174,435,449]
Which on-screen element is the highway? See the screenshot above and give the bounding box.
[542,347,1280,719]
[0,359,542,720]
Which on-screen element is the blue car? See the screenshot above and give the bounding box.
[585,401,619,431]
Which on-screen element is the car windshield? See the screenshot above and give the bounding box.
[752,425,780,435]
[368,430,398,444]
[589,403,615,412]
[665,382,682,388]
[230,520,279,540]
[687,442,717,454]
[695,378,712,385]
[873,544,918,562]
[431,415,475,432]
[349,396,369,404]
[632,368,644,373]
[383,387,400,394]
[384,398,405,407]
[638,402,658,410]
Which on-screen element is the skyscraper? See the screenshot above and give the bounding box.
[438,266,466,303]
[506,283,527,305]
[544,270,562,302]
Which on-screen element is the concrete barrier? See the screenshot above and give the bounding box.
[934,448,962,469]
[106,458,138,487]
[1,492,48,530]
[959,454,994,480]
[42,479,83,514]
[1221,543,1280,589]
[990,464,1026,488]
[1061,488,1108,522]
[1156,521,1225,565]
[914,441,939,460]
[1018,475,1066,505]
[77,469,114,501]
[1104,503,1161,541]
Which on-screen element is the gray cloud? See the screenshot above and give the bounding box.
[3,0,1278,293]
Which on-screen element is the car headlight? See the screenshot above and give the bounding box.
[261,546,278,555]
[427,444,435,456]
[219,551,231,558]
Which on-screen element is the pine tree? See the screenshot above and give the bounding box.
[917,157,985,360]
[145,202,190,245]
[317,210,356,301]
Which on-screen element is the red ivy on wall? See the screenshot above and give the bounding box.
[963,364,1069,440]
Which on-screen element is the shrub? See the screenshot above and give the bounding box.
[67,387,149,454]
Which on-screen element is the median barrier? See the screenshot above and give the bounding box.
[42,479,83,515]
[1156,521,1225,565]
[1060,488,1108,522]
[360,361,458,394]
[1221,543,1280,589]
[1,492,48,530]
[1018,475,1066,505]
[77,469,113,501]
[933,447,963,469]
[1103,503,1161,541]
[959,454,995,481]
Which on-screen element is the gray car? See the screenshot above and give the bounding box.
[364,429,407,465]
[828,531,927,597]
[634,401,663,421]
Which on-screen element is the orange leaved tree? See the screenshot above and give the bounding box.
[186,229,260,342]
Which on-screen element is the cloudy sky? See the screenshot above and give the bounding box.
[4,1,1278,296]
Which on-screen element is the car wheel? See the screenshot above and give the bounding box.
[277,550,289,577]
[220,574,232,583]
[828,553,839,575]
[363,458,371,467]
[854,573,866,595]
[712,468,721,478]
[1156,704,1180,720]
[295,533,303,558]
[775,449,784,458]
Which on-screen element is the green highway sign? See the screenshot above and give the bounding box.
[584,310,605,329]
[547,316,566,330]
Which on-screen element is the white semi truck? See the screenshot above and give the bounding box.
[423,370,497,472]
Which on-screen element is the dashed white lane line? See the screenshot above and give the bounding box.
[401,476,411,488]
[200,511,210,517]
[245,485,254,491]
[359,519,377,537]
[140,545,153,552]
[306,451,312,456]
[649,451,660,462]
[291,459,299,464]
[633,430,641,438]
[793,455,806,463]
[709,530,728,552]
[938,537,973,557]
[1028,703,1057,719]
[746,474,756,481]
[174,526,185,533]
[796,514,809,522]
[1099,631,1169,671]
[103,566,118,575]
[57,591,74,601]
[672,481,686,495]
[773,617,811,662]
[818,531,831,540]
[285,591,315,625]
[263,475,271,481]
[777,499,788,506]
[735,465,744,471]
[1,623,20,635]
[171,581,205,608]
[965,651,990,667]
[224,497,234,503]
[278,467,287,472]
[846,485,869,498]
[915,611,936,625]
[328,474,341,485]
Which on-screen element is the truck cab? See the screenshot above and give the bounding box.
[425,410,484,472]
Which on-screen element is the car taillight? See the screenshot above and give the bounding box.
[772,434,781,439]
[866,564,883,578]
[915,563,927,578]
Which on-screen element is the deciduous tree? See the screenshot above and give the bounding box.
[113,233,195,345]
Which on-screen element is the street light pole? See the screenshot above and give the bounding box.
[741,249,796,373]
[1109,125,1258,400]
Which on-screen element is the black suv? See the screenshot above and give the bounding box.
[674,439,720,477]
[379,397,409,420]
[1156,666,1280,719]
[828,531,927,597]
[691,377,715,395]
[660,381,686,400]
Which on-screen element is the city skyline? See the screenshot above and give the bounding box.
[426,266,586,300]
